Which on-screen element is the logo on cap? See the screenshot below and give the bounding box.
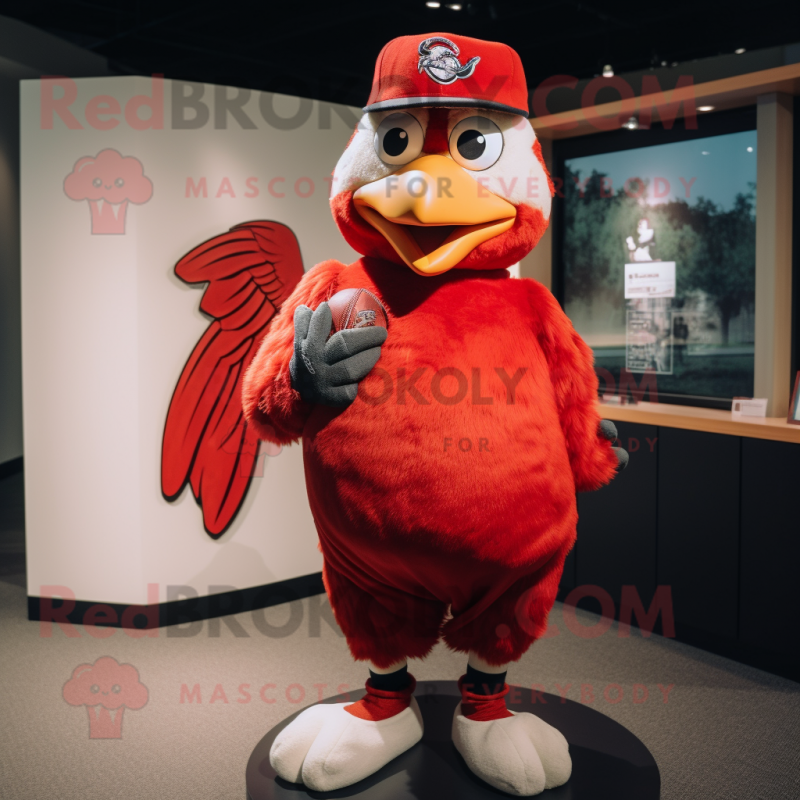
[418,37,480,85]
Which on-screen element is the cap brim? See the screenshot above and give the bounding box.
[363,96,529,118]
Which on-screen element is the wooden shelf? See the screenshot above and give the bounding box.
[597,400,800,444]
[533,62,800,139]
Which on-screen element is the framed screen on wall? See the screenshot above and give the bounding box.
[553,108,757,409]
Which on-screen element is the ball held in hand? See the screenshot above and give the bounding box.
[325,288,388,336]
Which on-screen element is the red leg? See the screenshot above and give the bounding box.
[441,539,571,666]
[323,560,446,669]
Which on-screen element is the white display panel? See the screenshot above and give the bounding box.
[624,262,676,299]
[21,76,360,605]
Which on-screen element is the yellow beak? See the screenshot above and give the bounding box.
[353,155,516,276]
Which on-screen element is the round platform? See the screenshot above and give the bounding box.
[246,680,660,799]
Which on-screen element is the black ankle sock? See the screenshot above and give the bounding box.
[369,664,409,691]
[464,664,506,696]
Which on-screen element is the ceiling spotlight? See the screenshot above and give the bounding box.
[671,61,678,67]
[622,116,639,130]
[426,1,441,6]
[602,64,614,77]
[735,47,746,54]
[446,3,462,8]
[698,105,715,112]
[701,151,710,155]
[747,146,754,152]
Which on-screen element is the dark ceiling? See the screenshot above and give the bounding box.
[2,0,798,108]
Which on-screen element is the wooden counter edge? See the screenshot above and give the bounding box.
[596,401,800,444]
[532,62,800,140]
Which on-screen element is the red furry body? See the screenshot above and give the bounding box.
[243,254,617,666]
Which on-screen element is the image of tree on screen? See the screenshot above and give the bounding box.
[561,130,756,401]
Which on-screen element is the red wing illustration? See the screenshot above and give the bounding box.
[161,221,304,538]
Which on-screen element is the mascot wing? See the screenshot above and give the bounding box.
[161,221,304,538]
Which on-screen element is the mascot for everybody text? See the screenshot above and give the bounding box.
[243,33,627,796]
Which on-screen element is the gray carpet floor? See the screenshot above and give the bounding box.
[1,470,798,800]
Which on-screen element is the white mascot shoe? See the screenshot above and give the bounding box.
[269,698,424,791]
[452,703,572,796]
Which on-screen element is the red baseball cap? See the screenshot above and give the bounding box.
[364,33,529,118]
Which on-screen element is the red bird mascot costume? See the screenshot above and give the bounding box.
[243,33,627,796]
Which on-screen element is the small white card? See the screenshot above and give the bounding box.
[624,262,676,298]
[731,397,768,418]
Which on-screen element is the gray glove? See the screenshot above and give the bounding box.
[599,419,629,471]
[290,302,388,408]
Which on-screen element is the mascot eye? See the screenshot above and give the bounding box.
[90,684,100,693]
[114,178,125,188]
[112,684,121,693]
[374,113,424,166]
[449,116,503,170]
[92,178,102,188]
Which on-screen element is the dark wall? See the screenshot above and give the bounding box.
[563,425,800,679]
[792,95,800,389]
[576,421,657,608]
[739,438,800,653]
